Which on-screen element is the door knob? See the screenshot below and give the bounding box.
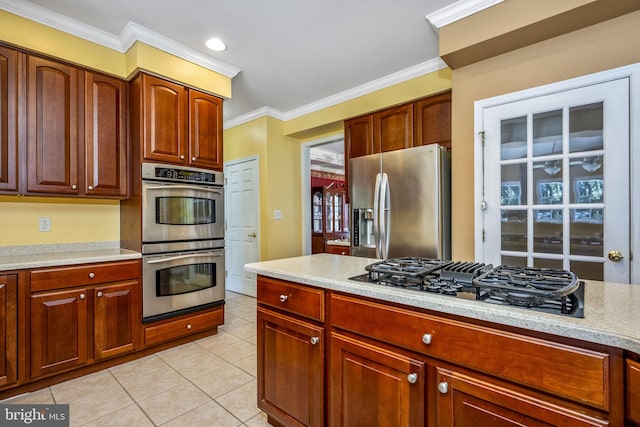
[248,232,257,238]
[608,250,624,262]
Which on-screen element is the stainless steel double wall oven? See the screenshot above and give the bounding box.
[141,163,225,322]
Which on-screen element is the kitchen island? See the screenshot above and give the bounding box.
[246,253,640,427]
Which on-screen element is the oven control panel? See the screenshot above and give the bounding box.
[142,163,223,185]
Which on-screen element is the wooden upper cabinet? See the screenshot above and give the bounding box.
[26,55,82,195]
[345,115,374,159]
[414,90,451,150]
[188,89,223,170]
[84,72,128,198]
[0,46,18,193]
[373,103,413,153]
[141,73,187,164]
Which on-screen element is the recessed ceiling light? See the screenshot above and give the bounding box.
[206,38,227,52]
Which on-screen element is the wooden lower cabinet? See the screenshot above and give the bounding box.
[629,359,640,425]
[435,367,608,427]
[143,307,223,347]
[30,288,88,378]
[257,307,324,427]
[94,282,139,360]
[329,332,424,427]
[0,274,17,387]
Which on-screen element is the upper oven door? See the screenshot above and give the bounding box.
[142,180,224,243]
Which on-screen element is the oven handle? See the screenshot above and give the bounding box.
[146,252,223,264]
[145,184,223,194]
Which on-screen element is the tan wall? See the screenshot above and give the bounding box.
[450,10,640,260]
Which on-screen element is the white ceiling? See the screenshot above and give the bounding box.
[2,0,467,126]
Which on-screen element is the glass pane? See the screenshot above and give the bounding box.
[533,209,563,254]
[157,263,215,296]
[570,158,603,204]
[501,164,527,205]
[570,260,603,281]
[501,116,527,160]
[532,110,562,157]
[501,210,527,252]
[570,208,603,257]
[501,255,527,267]
[533,258,563,270]
[312,191,323,233]
[325,194,333,233]
[157,197,215,225]
[533,163,563,205]
[569,102,603,153]
[334,194,342,232]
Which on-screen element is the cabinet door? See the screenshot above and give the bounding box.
[435,367,608,427]
[629,359,640,425]
[26,55,81,194]
[373,104,413,153]
[142,74,187,164]
[30,288,88,378]
[329,332,424,427]
[257,307,324,427]
[94,282,139,360]
[0,46,18,193]
[0,275,17,387]
[345,115,374,158]
[84,72,128,197]
[414,90,451,150]
[188,90,223,170]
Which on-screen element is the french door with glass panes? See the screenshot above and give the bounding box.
[479,78,630,283]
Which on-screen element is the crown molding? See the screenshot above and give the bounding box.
[224,57,448,129]
[426,0,505,29]
[0,0,240,78]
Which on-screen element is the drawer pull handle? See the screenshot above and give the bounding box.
[438,381,449,394]
[279,295,288,303]
[310,336,319,346]
[422,334,432,345]
[97,291,103,298]
[88,272,95,279]
[79,293,86,300]
[407,373,418,384]
[186,324,192,330]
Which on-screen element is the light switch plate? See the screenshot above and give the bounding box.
[39,217,51,232]
[274,210,282,220]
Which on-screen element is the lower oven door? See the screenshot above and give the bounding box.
[142,249,225,322]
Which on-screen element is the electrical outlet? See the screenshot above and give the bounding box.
[274,210,282,220]
[39,217,51,232]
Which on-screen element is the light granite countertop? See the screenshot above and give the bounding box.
[0,242,141,271]
[246,253,640,354]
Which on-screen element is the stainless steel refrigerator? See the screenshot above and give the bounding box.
[350,144,451,259]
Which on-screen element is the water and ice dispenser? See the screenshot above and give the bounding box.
[352,208,375,249]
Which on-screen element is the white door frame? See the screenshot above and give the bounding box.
[300,135,344,255]
[224,155,260,294]
[474,62,640,284]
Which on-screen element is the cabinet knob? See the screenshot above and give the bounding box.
[180,155,185,160]
[438,381,449,394]
[192,157,196,161]
[88,272,95,279]
[97,291,103,298]
[422,334,432,345]
[88,185,94,191]
[407,373,418,384]
[310,336,319,346]
[72,184,77,190]
[279,295,288,303]
[186,324,192,330]
[79,293,86,300]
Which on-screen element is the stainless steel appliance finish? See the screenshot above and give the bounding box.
[142,243,225,321]
[141,163,224,244]
[350,144,451,259]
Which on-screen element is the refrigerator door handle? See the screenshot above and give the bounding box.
[373,172,382,258]
[380,173,390,259]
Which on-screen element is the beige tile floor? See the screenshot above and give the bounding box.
[3,291,269,427]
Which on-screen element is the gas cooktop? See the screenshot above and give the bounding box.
[349,257,584,318]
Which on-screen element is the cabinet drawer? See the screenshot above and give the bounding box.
[330,294,610,410]
[31,260,140,292]
[258,276,324,322]
[628,359,640,424]
[144,308,223,347]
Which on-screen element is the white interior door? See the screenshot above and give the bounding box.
[480,78,630,283]
[225,156,260,297]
